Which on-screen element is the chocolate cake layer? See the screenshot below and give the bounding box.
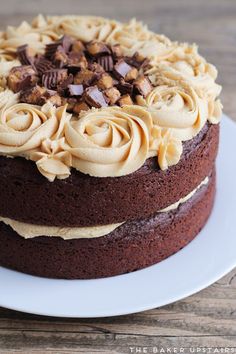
[0,168,216,279]
[0,123,219,227]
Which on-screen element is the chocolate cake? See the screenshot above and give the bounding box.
[0,15,222,279]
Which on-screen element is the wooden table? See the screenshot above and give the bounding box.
[0,0,235,352]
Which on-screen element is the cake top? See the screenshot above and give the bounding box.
[0,15,222,181]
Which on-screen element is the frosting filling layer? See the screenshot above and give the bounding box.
[0,176,209,240]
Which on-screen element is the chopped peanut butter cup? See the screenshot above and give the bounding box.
[9,36,152,112]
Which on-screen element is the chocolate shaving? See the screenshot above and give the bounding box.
[84,86,108,108]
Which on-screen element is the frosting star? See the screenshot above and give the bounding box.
[31,138,72,181]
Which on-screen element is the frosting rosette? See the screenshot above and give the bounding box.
[0,17,59,54]
[47,15,119,43]
[137,78,208,141]
[0,58,20,73]
[145,59,222,128]
[208,99,223,124]
[0,56,21,89]
[64,106,153,177]
[148,125,183,171]
[30,104,72,181]
[31,138,72,182]
[0,103,59,155]
[147,62,222,100]
[145,44,222,102]
[106,18,175,60]
[0,89,18,110]
[157,129,183,170]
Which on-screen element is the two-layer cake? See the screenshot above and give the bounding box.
[0,15,222,278]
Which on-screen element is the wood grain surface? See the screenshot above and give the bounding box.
[0,0,235,352]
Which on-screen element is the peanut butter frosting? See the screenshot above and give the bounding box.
[0,176,209,239]
[0,15,222,181]
[64,105,152,177]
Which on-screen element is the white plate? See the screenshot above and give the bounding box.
[0,114,235,318]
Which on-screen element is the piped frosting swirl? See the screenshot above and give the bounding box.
[137,78,209,141]
[0,102,58,155]
[64,106,152,177]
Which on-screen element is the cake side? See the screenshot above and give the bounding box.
[0,168,216,279]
